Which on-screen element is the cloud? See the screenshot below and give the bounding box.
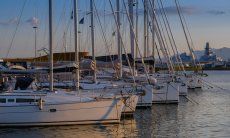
[131,6,200,16]
[26,17,39,27]
[0,17,40,26]
[138,6,227,17]
[0,17,18,26]
[156,6,227,16]
[156,6,200,15]
[206,10,226,15]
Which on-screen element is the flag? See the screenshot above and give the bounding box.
[79,17,84,24]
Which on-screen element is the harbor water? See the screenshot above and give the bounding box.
[0,71,229,137]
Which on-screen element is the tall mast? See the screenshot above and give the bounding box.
[143,0,148,57]
[90,0,96,82]
[128,0,135,60]
[73,0,79,90]
[116,0,122,78]
[174,0,196,67]
[128,0,135,74]
[135,0,138,59]
[48,0,53,91]
[151,0,155,72]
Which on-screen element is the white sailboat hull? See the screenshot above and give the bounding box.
[194,77,202,88]
[38,80,141,110]
[176,76,188,96]
[137,85,153,107]
[178,82,188,96]
[187,76,202,89]
[0,99,124,126]
[122,95,139,114]
[152,82,179,104]
[81,89,139,114]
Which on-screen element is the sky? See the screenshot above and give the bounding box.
[0,0,230,58]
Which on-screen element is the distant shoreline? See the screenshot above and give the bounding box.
[155,67,230,71]
[202,68,230,71]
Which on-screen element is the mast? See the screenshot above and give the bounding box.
[143,0,148,57]
[174,0,196,67]
[148,0,173,73]
[48,0,53,92]
[90,0,96,82]
[116,0,122,78]
[122,0,150,83]
[73,0,79,90]
[151,0,155,72]
[128,0,135,74]
[108,0,137,84]
[135,0,138,59]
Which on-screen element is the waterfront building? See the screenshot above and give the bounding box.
[172,52,193,64]
[199,42,223,63]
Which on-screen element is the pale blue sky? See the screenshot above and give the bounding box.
[0,0,230,58]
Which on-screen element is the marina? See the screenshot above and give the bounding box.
[0,71,229,137]
[0,0,230,137]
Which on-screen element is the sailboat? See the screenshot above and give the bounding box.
[37,0,141,114]
[0,90,124,126]
[131,0,179,104]
[0,0,125,126]
[173,0,203,89]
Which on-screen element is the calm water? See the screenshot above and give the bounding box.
[0,71,230,138]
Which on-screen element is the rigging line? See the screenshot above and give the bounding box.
[59,1,75,60]
[58,1,69,61]
[148,0,156,70]
[153,33,164,68]
[93,0,117,76]
[150,2,175,72]
[152,23,164,64]
[158,0,185,71]
[176,0,195,51]
[5,0,28,58]
[154,7,175,70]
[41,10,48,53]
[53,0,68,52]
[176,0,202,69]
[157,0,184,71]
[146,4,163,68]
[142,0,149,57]
[122,0,151,84]
[151,9,174,73]
[160,0,185,71]
[39,0,70,56]
[155,0,174,54]
[147,2,167,62]
[154,21,173,72]
[174,0,197,69]
[155,41,163,67]
[135,0,139,59]
[108,0,136,84]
